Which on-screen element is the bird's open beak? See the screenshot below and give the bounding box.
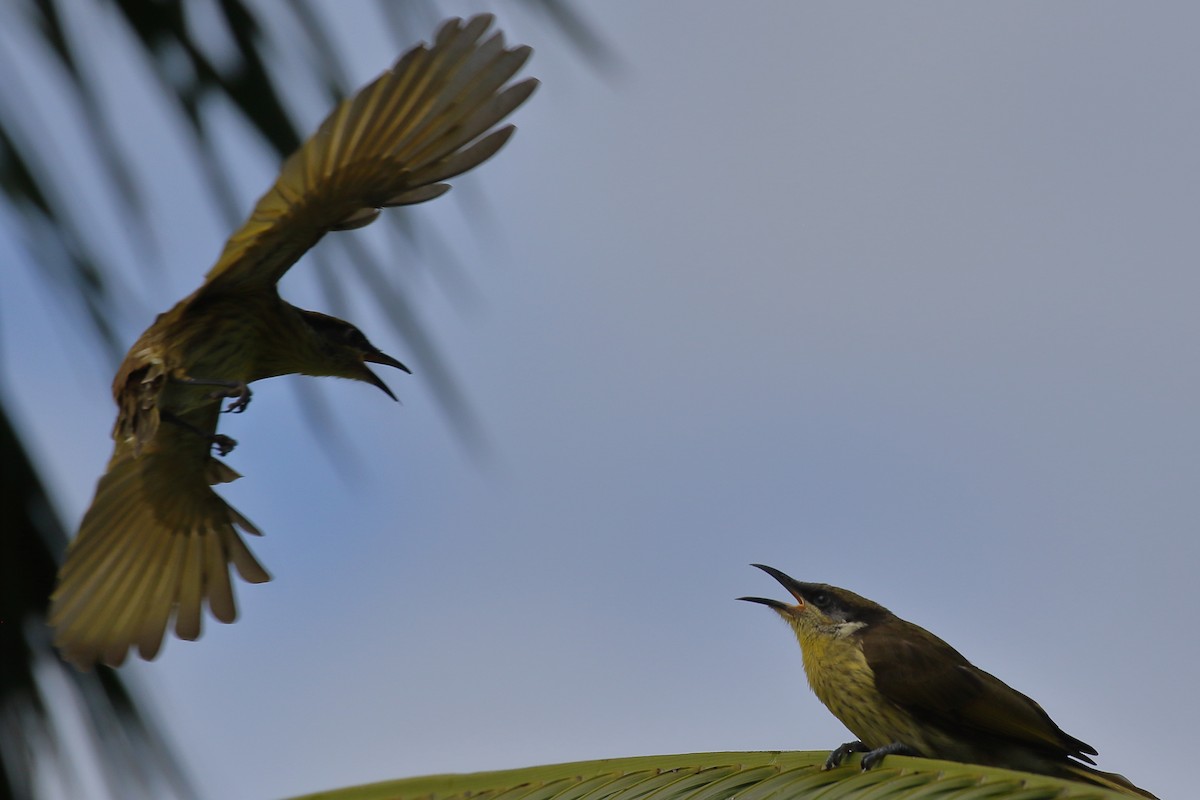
[364,349,411,374]
[738,563,807,610]
[361,350,411,401]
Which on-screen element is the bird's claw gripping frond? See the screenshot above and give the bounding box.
[860,742,919,771]
[824,741,868,770]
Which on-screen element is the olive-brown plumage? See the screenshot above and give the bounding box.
[49,15,537,669]
[740,564,1157,799]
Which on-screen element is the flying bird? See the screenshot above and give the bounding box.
[740,564,1157,798]
[49,15,537,669]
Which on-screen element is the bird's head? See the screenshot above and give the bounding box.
[739,564,890,642]
[299,310,411,399]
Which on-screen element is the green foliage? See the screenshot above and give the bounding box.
[292,751,1138,800]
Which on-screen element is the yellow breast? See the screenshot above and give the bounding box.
[797,627,929,752]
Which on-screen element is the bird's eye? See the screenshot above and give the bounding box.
[810,592,831,608]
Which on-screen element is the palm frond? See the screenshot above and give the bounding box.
[292,752,1145,800]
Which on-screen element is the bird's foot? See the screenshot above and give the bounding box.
[860,742,919,771]
[211,434,237,457]
[161,411,238,455]
[172,375,252,413]
[215,382,252,414]
[824,741,868,770]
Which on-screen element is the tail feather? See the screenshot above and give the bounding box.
[49,447,269,669]
[1064,763,1159,799]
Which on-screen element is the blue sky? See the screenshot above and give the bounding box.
[2,3,1196,799]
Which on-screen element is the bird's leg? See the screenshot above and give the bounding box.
[824,741,869,770]
[172,376,253,414]
[161,411,238,456]
[860,742,920,771]
[209,434,237,456]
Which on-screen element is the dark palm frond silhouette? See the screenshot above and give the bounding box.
[0,1,601,797]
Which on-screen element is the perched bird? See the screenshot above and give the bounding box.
[48,15,537,669]
[740,564,1157,799]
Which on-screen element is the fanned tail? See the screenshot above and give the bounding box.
[49,448,269,669]
[1064,763,1159,799]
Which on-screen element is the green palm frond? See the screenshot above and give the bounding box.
[292,752,1140,800]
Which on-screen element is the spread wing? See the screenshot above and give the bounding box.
[49,406,269,668]
[198,14,537,297]
[863,622,1098,762]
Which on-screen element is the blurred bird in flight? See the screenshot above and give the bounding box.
[49,15,537,669]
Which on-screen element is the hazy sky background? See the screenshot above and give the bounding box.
[2,3,1196,799]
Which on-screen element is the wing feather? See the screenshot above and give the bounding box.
[199,14,536,296]
[864,623,1097,761]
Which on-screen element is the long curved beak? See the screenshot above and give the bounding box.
[364,349,411,374]
[737,595,790,611]
[738,563,807,608]
[362,349,411,401]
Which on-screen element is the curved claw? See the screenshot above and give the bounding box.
[161,411,239,456]
[824,741,868,770]
[218,382,252,413]
[211,434,238,457]
[860,742,919,771]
